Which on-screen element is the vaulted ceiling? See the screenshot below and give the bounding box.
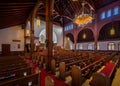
[0,0,118,29]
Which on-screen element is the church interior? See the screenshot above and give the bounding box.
[0,0,120,86]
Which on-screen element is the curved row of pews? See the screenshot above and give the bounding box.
[0,55,40,86]
[90,54,120,86]
[32,50,120,86]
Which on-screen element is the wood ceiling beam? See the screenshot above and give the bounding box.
[0,13,29,17]
[0,5,34,8]
[0,12,30,15]
[68,0,76,16]
[0,11,29,14]
[37,10,58,15]
[0,8,32,11]
[0,3,36,5]
[53,15,60,19]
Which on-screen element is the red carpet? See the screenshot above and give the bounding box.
[23,56,68,86]
[100,62,115,77]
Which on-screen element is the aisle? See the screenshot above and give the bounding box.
[24,56,68,86]
[112,67,120,86]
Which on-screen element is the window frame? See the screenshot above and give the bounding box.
[107,42,115,51]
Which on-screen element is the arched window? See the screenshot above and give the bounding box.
[79,44,83,50]
[113,6,119,16]
[107,9,111,18]
[39,29,57,43]
[108,42,115,50]
[100,12,105,20]
[97,43,100,50]
[88,43,93,50]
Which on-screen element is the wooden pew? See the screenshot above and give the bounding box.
[0,56,23,62]
[90,59,119,86]
[0,62,27,70]
[0,63,28,73]
[0,67,32,83]
[0,73,40,86]
[51,57,82,74]
[59,58,94,80]
[71,58,105,86]
[0,56,22,60]
[0,56,26,67]
[51,59,56,74]
[81,58,105,73]
[71,66,84,86]
[0,59,25,65]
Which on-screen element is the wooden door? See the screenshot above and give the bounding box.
[2,44,10,55]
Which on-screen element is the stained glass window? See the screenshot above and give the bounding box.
[107,9,111,17]
[113,7,119,15]
[100,12,105,19]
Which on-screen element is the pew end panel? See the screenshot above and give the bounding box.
[51,59,56,74]
[59,62,66,80]
[90,73,110,86]
[45,76,54,86]
[71,65,84,86]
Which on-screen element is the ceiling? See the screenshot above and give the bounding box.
[0,0,118,29]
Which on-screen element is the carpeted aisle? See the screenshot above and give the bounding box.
[23,56,68,86]
[39,67,68,86]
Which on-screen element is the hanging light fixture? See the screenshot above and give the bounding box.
[72,0,78,1]
[83,33,86,39]
[110,21,115,36]
[74,0,94,26]
[26,29,30,36]
[36,17,40,27]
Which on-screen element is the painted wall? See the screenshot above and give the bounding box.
[0,25,24,52]
[98,41,120,51]
[0,19,63,52]
[27,20,63,47]
[75,40,120,51]
[76,42,94,50]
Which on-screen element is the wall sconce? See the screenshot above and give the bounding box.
[26,29,30,36]
[36,17,40,28]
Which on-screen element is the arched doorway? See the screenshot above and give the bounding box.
[64,33,74,50]
[39,29,57,48]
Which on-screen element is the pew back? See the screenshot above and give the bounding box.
[0,73,40,86]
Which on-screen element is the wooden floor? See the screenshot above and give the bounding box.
[82,66,120,86]
[112,67,120,86]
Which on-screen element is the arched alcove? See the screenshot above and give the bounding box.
[77,28,94,43]
[66,33,74,43]
[39,29,57,43]
[98,21,120,41]
[64,33,74,50]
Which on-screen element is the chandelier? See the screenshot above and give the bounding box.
[74,0,94,26]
